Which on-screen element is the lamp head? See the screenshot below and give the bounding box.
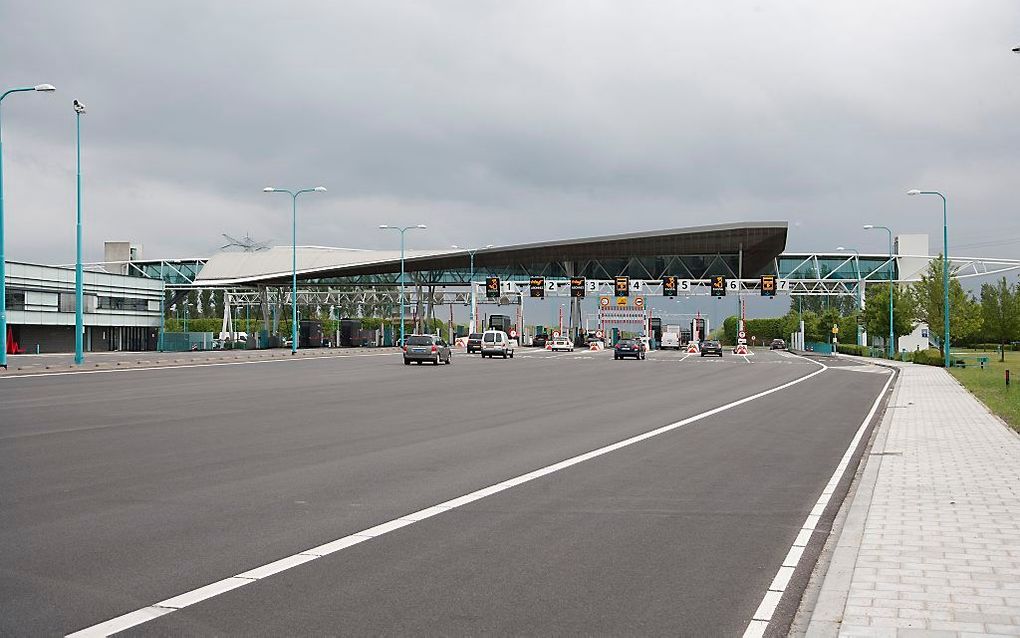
[33,84,56,92]
[863,224,875,230]
[451,245,460,249]
[263,187,276,192]
[485,244,494,248]
[837,246,846,251]
[313,186,327,192]
[416,224,427,229]
[73,99,86,114]
[378,224,390,229]
[906,189,921,196]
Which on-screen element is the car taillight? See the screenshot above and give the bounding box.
[431,345,437,353]
[402,346,407,352]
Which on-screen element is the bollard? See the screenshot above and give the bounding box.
[36,344,40,354]
[1007,369,1011,387]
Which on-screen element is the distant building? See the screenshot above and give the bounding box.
[4,261,163,354]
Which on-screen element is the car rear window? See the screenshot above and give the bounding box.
[406,336,433,346]
[483,333,496,342]
[469,334,483,339]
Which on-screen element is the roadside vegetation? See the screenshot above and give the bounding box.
[948,348,1020,432]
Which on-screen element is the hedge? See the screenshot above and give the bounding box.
[910,348,944,367]
[836,344,868,356]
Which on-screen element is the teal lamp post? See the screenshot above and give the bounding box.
[908,189,950,367]
[263,186,327,354]
[864,225,895,357]
[379,224,427,346]
[451,244,493,334]
[1,83,55,370]
[73,100,86,365]
[837,246,863,346]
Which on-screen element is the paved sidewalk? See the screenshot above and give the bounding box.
[807,360,1020,637]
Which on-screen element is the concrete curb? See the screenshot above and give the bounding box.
[803,373,899,636]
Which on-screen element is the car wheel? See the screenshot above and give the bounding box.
[404,359,410,365]
[510,351,514,358]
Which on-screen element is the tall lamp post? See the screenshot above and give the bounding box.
[837,246,863,346]
[380,224,427,346]
[451,244,493,334]
[864,225,895,357]
[908,189,950,367]
[73,100,86,365]
[263,186,327,354]
[1,83,55,370]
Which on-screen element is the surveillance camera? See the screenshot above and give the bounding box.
[73,99,86,114]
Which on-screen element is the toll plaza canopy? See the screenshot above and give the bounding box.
[193,222,789,288]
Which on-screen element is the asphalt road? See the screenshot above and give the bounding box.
[0,347,892,636]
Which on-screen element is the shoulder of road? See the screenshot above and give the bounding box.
[802,355,1020,636]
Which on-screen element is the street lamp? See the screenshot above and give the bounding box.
[451,244,493,334]
[908,188,950,368]
[263,185,326,354]
[837,246,863,347]
[1,83,55,369]
[380,224,427,346]
[864,225,895,357]
[73,100,86,365]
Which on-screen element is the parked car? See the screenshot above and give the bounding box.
[481,330,515,359]
[701,340,724,357]
[466,333,484,353]
[770,338,787,350]
[614,338,645,360]
[532,333,550,348]
[403,334,452,365]
[550,337,574,352]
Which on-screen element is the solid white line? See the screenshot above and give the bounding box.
[0,351,398,380]
[67,357,831,637]
[741,366,894,637]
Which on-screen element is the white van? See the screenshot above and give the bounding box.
[660,332,680,350]
[480,330,515,359]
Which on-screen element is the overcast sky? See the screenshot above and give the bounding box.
[2,0,1019,269]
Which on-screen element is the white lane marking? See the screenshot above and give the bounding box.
[678,353,692,362]
[0,351,398,380]
[741,367,894,637]
[68,358,830,638]
[741,354,752,364]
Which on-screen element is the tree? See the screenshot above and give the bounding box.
[980,277,1020,361]
[863,284,915,347]
[909,256,982,355]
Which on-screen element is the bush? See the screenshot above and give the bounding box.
[837,344,868,356]
[911,348,944,367]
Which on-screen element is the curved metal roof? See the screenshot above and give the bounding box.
[194,221,788,286]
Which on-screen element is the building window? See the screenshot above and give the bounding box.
[5,290,25,311]
[98,296,150,312]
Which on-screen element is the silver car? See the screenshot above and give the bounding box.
[403,334,452,365]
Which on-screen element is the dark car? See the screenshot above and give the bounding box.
[700,340,723,357]
[466,333,484,353]
[770,338,787,350]
[532,333,550,348]
[614,338,645,360]
[403,334,452,365]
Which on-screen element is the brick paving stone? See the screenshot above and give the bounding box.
[812,362,1020,637]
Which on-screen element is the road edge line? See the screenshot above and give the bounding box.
[67,358,829,637]
[742,361,895,638]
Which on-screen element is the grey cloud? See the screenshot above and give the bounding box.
[1,0,1019,267]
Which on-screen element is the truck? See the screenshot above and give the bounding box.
[660,325,682,350]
